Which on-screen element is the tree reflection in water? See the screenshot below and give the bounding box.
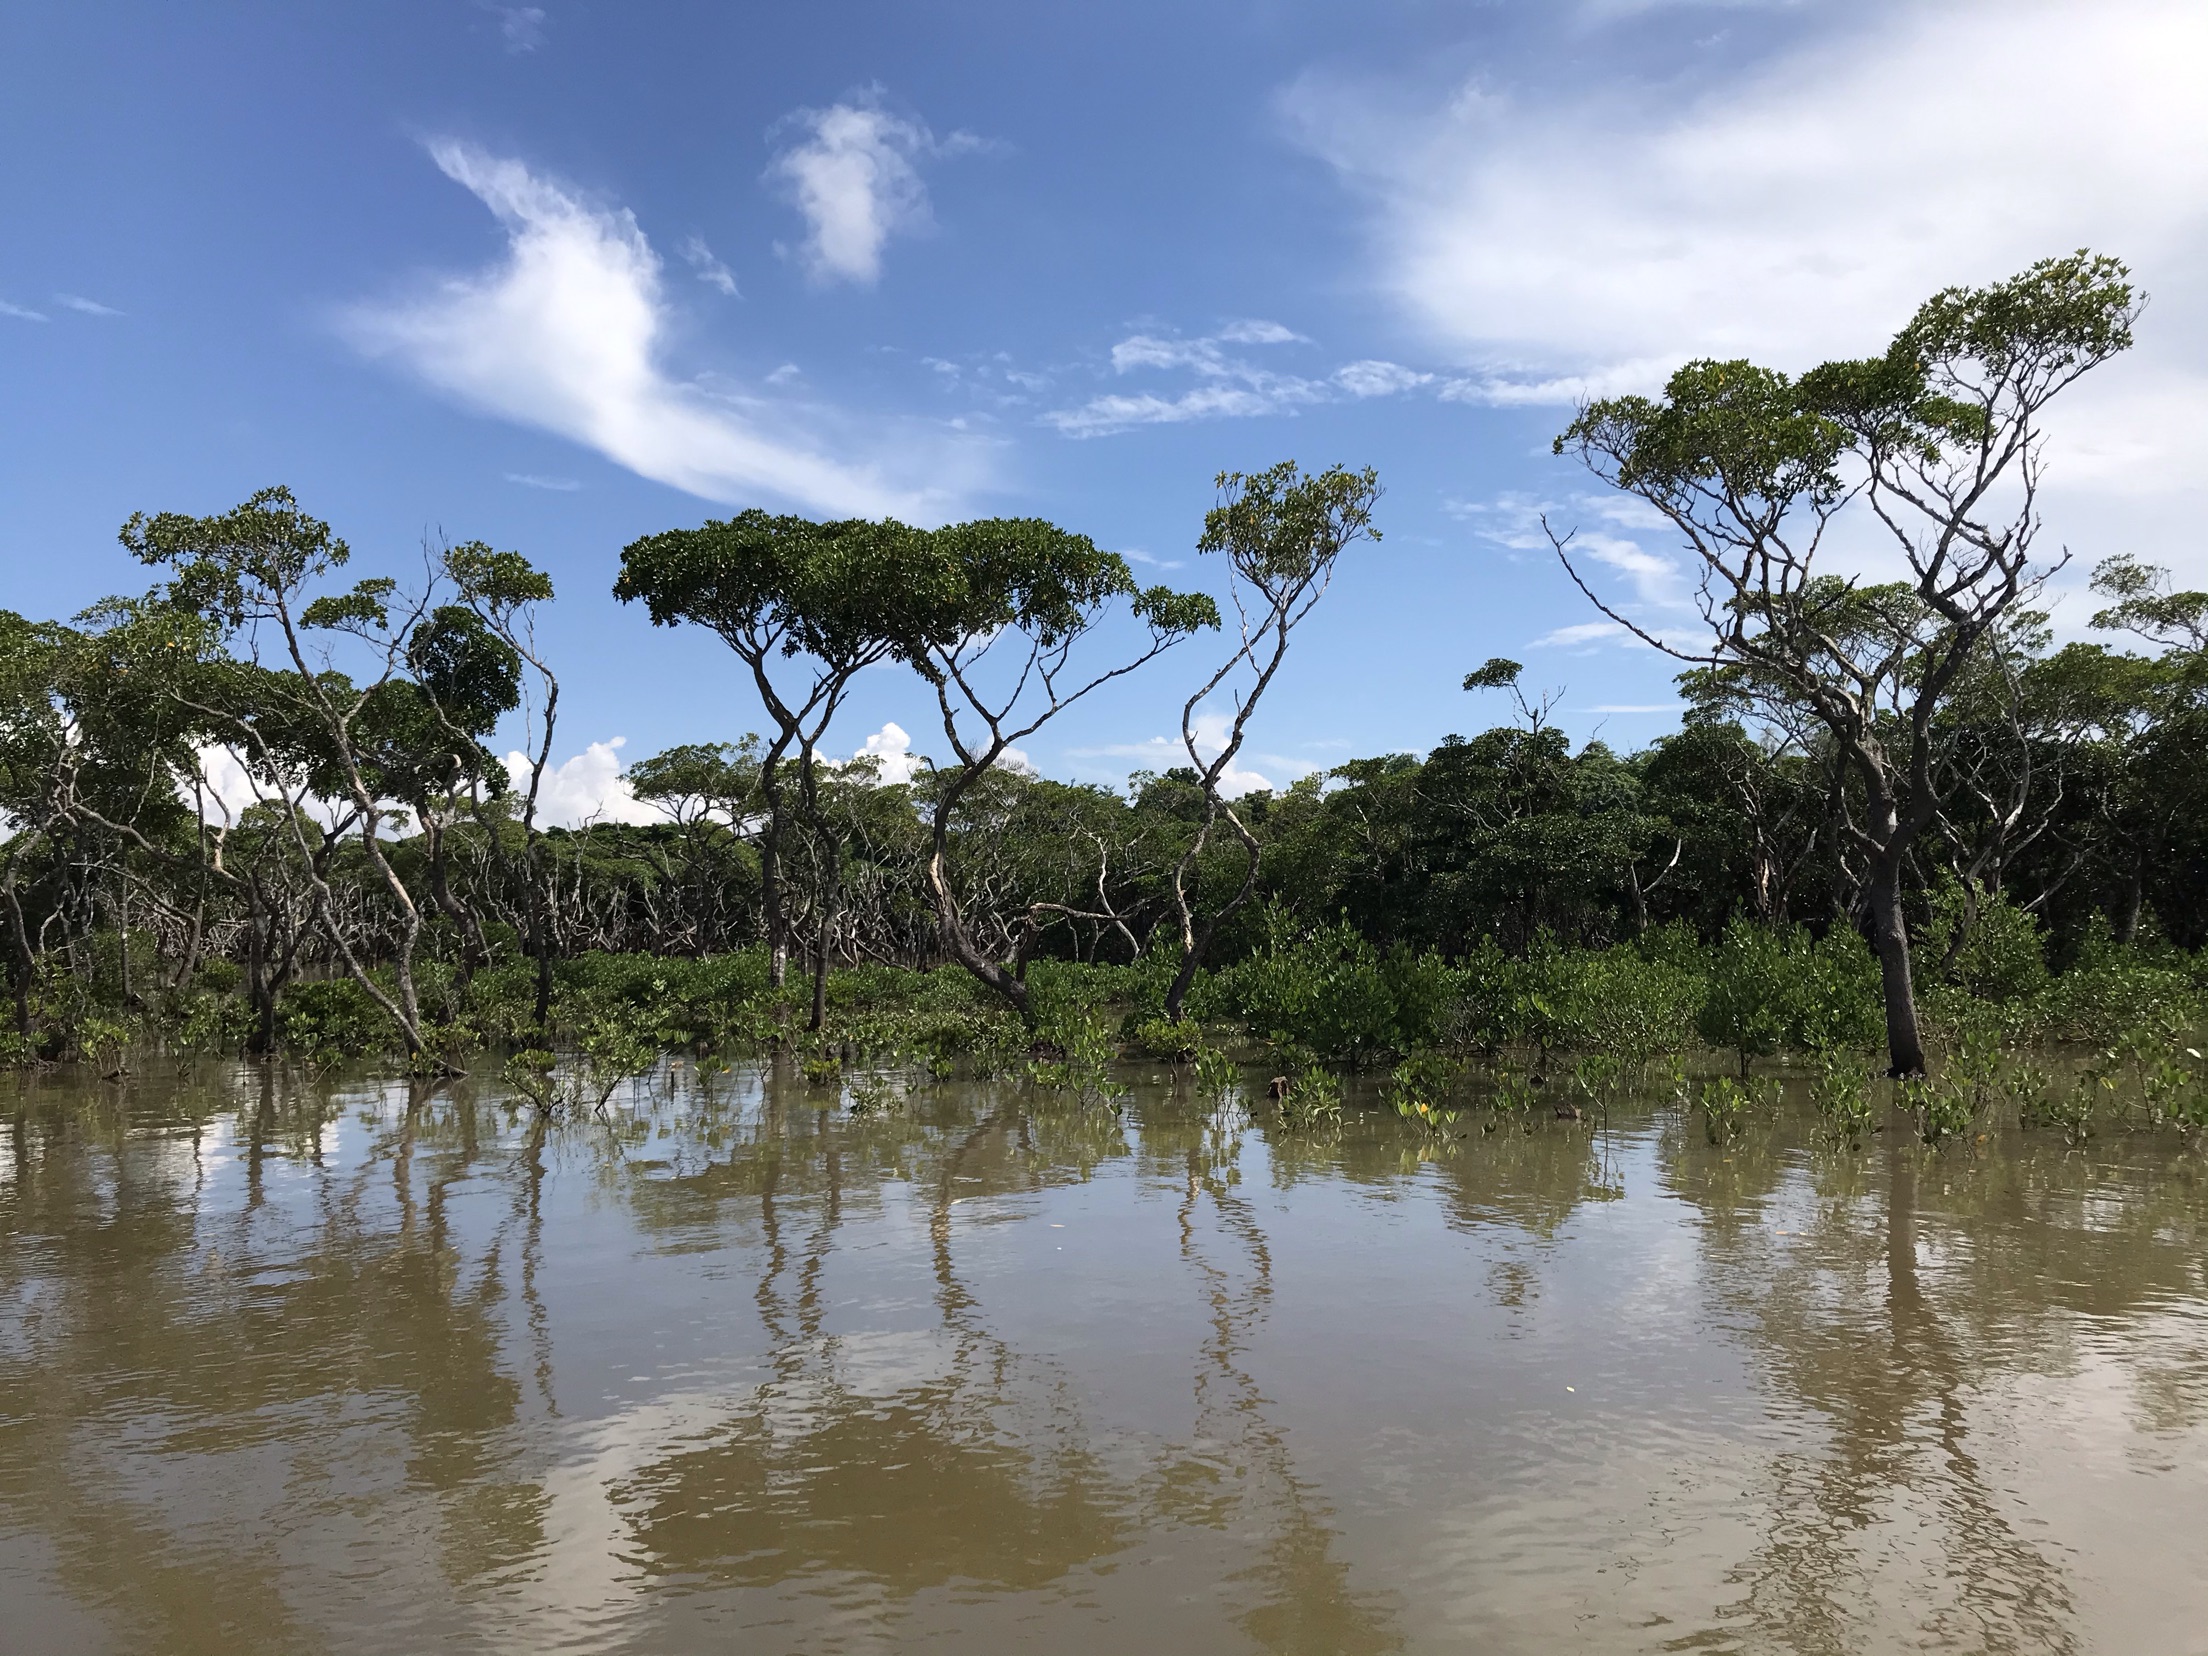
[2,1062,2206,1653]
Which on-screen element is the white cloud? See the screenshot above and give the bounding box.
[505,472,580,490]
[1068,709,1319,797]
[1532,620,1633,649]
[1291,1,2208,379]
[483,3,546,52]
[1287,0,2208,572]
[680,234,738,296]
[1457,490,1688,610]
[346,141,973,521]
[53,294,121,317]
[851,721,924,785]
[1334,359,1432,397]
[1350,0,2208,616]
[766,94,978,285]
[1,299,47,322]
[1048,324,1435,436]
[1046,383,1322,437]
[1217,319,1308,345]
[506,738,664,827]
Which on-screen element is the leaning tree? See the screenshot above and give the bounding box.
[1551,252,2139,1074]
[1158,462,1379,1022]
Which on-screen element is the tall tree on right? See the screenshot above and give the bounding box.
[1552,252,2139,1075]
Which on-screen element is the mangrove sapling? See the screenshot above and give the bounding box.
[1131,1015,1205,1063]
[1193,1042,1238,1102]
[1276,1061,1343,1130]
[1810,1052,1879,1145]
[573,1000,661,1112]
[77,1012,132,1080]
[2001,1059,2053,1127]
[845,1071,903,1117]
[501,1047,561,1114]
[1699,1076,1750,1146]
[1901,1075,1975,1147]
[1391,1049,1463,1133]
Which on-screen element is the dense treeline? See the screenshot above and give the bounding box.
[4,250,2204,1091]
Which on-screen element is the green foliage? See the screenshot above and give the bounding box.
[1810,1053,1878,1145]
[1192,1043,1238,1100]
[1697,920,1881,1073]
[500,1048,559,1113]
[572,995,661,1110]
[1214,917,1448,1065]
[1274,1062,1342,1130]
[1130,1016,1204,1061]
[1030,1009,1124,1109]
[277,979,386,1059]
[1923,877,2050,1002]
[1390,1048,1463,1133]
[1698,1077,1751,1146]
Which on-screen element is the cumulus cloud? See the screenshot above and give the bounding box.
[1047,323,1433,436]
[766,94,979,285]
[1069,710,1319,797]
[850,721,925,785]
[345,141,972,520]
[507,738,664,828]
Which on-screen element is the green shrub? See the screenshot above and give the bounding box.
[1698,921,1881,1073]
[277,978,387,1058]
[1922,878,2050,1002]
[1213,919,1444,1064]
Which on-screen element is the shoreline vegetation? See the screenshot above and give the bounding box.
[6,251,2207,1146]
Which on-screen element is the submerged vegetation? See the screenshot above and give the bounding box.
[5,252,2207,1145]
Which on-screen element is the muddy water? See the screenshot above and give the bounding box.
[3,1063,2207,1655]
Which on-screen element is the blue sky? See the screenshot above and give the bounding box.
[4,0,2205,821]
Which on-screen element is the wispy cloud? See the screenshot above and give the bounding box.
[766,92,981,285]
[1,299,48,322]
[481,3,546,53]
[680,234,738,296]
[505,472,580,491]
[345,140,977,520]
[1533,620,1632,649]
[53,293,122,317]
[1287,0,2208,492]
[1455,491,1688,610]
[1047,322,1435,436]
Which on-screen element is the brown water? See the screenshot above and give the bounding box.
[4,1062,2207,1655]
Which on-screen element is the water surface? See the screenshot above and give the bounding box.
[4,1062,2207,1653]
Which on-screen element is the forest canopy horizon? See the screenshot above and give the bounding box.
[4,250,2203,1086]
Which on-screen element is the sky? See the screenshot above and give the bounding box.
[4,0,2205,823]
